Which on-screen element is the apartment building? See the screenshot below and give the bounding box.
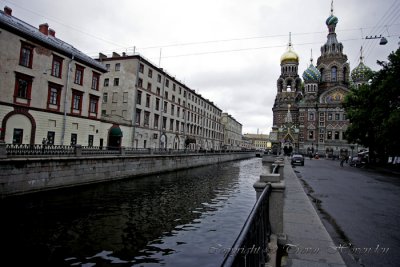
[243,133,270,151]
[97,53,224,150]
[0,7,128,146]
[221,113,242,150]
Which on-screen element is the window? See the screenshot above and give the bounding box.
[165,91,168,100]
[146,94,151,107]
[47,131,55,145]
[136,109,141,125]
[137,90,142,105]
[89,95,99,116]
[335,114,340,120]
[308,130,314,140]
[19,42,34,68]
[155,98,160,111]
[70,133,77,146]
[165,79,169,87]
[112,92,118,102]
[103,93,108,103]
[51,55,63,78]
[147,82,152,91]
[156,87,161,95]
[327,131,332,139]
[138,78,143,88]
[172,84,176,91]
[47,82,62,111]
[71,90,83,115]
[331,67,337,82]
[88,135,94,147]
[105,64,110,71]
[334,131,340,140]
[154,114,159,128]
[12,129,23,144]
[157,74,161,83]
[328,113,332,120]
[74,65,84,85]
[91,72,100,90]
[169,119,174,131]
[163,101,168,113]
[148,69,153,78]
[115,63,120,71]
[172,95,175,102]
[123,92,128,103]
[162,116,167,129]
[176,121,179,132]
[113,78,119,86]
[104,78,109,87]
[144,111,150,126]
[139,63,144,73]
[14,73,33,105]
[171,104,175,115]
[177,107,180,117]
[309,113,314,121]
[343,113,347,120]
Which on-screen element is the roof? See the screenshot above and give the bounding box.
[0,9,107,73]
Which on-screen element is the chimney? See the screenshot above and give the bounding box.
[39,23,49,36]
[48,28,55,37]
[98,53,107,60]
[4,6,12,16]
[112,52,120,58]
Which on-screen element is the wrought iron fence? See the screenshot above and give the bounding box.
[2,143,256,158]
[220,185,272,267]
[5,144,75,156]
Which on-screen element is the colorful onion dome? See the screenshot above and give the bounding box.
[351,61,373,83]
[303,63,321,83]
[326,15,338,26]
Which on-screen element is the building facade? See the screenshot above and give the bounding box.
[243,133,270,151]
[98,53,224,150]
[221,113,242,150]
[0,7,122,147]
[271,5,371,157]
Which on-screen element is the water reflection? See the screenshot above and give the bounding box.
[0,158,261,266]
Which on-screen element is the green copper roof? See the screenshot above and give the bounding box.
[302,64,321,83]
[326,15,338,26]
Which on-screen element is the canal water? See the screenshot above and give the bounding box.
[0,158,263,267]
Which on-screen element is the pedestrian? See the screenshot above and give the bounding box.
[340,156,345,167]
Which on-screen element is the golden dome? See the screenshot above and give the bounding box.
[280,48,299,64]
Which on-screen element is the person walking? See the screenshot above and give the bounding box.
[340,155,346,167]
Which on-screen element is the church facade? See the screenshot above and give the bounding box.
[271,6,372,158]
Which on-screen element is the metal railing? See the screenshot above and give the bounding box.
[221,184,272,267]
[2,143,256,158]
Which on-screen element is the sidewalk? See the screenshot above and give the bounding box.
[281,159,347,267]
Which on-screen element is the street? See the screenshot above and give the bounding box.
[293,158,400,267]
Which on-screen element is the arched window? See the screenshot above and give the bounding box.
[331,67,337,82]
[343,67,347,82]
[320,68,325,82]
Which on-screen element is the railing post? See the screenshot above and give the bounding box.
[0,141,6,159]
[74,144,82,157]
[120,147,125,155]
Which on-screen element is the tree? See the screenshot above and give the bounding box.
[344,48,400,164]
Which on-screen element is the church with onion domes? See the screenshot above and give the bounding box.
[270,2,372,158]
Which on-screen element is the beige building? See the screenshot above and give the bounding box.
[243,133,270,151]
[97,53,224,150]
[221,113,242,150]
[0,7,128,147]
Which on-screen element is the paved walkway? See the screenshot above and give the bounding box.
[281,159,347,267]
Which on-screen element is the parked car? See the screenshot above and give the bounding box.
[291,154,304,166]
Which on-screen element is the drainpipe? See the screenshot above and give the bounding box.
[61,54,74,145]
[131,57,141,148]
[159,71,166,149]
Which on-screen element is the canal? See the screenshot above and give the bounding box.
[0,157,262,267]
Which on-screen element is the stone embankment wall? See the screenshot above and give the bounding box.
[0,152,254,197]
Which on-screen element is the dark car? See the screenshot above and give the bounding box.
[291,154,304,166]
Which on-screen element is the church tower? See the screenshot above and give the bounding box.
[272,33,302,152]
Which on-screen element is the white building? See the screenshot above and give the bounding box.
[97,53,224,150]
[0,7,127,147]
[221,113,243,150]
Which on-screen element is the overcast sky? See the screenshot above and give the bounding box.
[3,0,399,134]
